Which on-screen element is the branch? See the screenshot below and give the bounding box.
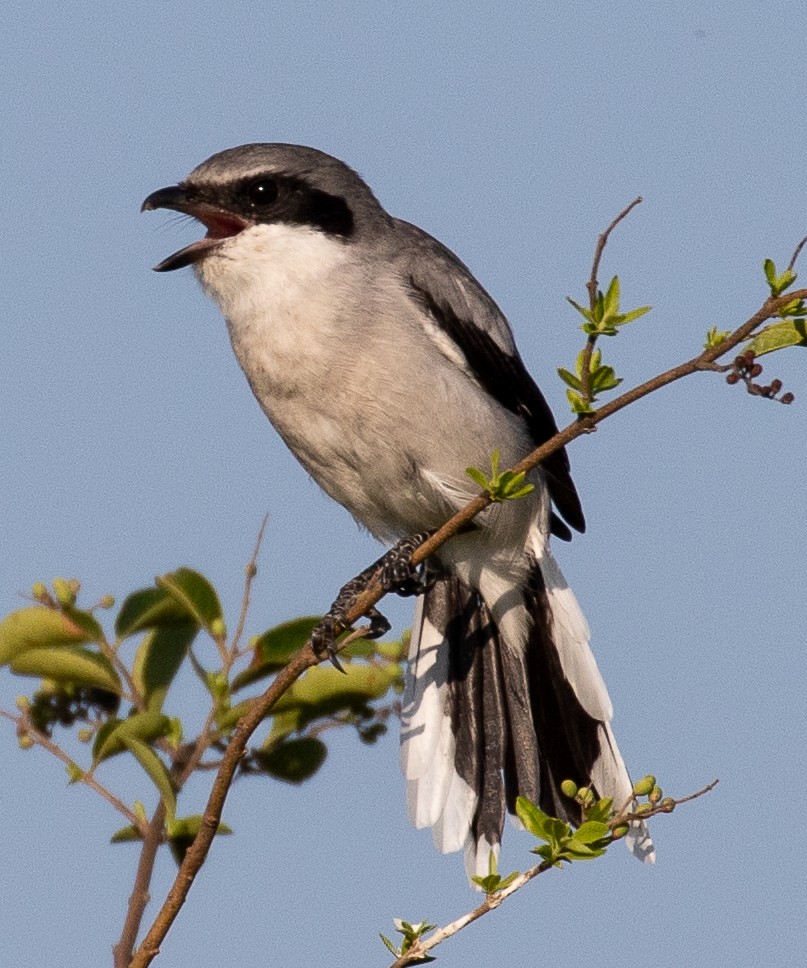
[127,284,803,968]
[0,708,143,829]
[387,781,718,967]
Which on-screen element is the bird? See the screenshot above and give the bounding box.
[142,144,654,877]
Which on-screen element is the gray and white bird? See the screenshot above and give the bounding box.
[142,144,654,876]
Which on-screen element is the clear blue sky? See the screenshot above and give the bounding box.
[2,2,805,966]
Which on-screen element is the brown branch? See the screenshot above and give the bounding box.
[787,234,807,273]
[126,285,804,968]
[114,805,167,968]
[232,514,269,656]
[586,196,644,308]
[0,709,144,829]
[388,780,718,967]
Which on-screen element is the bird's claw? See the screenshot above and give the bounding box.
[311,531,433,672]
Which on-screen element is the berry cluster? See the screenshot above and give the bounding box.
[726,350,794,403]
[27,684,120,737]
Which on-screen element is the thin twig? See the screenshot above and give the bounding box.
[127,285,804,968]
[388,780,718,967]
[580,198,642,408]
[787,234,807,273]
[586,196,643,308]
[232,514,269,656]
[0,709,143,829]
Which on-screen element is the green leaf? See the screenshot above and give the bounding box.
[132,622,198,710]
[123,736,176,822]
[602,276,620,317]
[557,367,582,391]
[379,934,399,957]
[66,762,84,784]
[115,587,193,639]
[93,711,172,762]
[574,820,610,843]
[269,663,402,725]
[10,646,121,693]
[613,304,651,325]
[254,736,328,784]
[585,797,614,824]
[516,796,570,843]
[704,326,730,350]
[764,258,777,286]
[0,607,102,666]
[231,617,321,690]
[465,465,490,489]
[747,318,807,357]
[566,297,596,323]
[111,824,143,843]
[166,814,232,866]
[156,568,223,634]
[566,389,595,415]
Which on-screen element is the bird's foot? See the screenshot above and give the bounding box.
[311,532,434,671]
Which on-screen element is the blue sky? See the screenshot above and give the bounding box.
[1,2,805,966]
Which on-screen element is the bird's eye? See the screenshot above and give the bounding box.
[246,179,279,207]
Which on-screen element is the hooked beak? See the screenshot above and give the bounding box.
[141,185,250,272]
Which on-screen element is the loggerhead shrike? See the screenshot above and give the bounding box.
[142,144,653,876]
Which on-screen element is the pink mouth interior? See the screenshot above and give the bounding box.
[199,212,249,240]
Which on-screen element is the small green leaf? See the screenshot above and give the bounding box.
[574,820,610,843]
[516,796,569,843]
[585,797,614,824]
[566,389,595,415]
[156,568,223,634]
[764,258,777,286]
[0,608,102,666]
[566,297,596,323]
[133,622,198,710]
[254,736,328,784]
[111,824,143,844]
[613,305,651,325]
[166,814,232,865]
[602,276,621,316]
[704,326,730,350]
[557,367,582,391]
[123,736,176,822]
[747,318,807,357]
[465,465,490,489]
[232,617,321,689]
[93,711,172,762]
[10,646,121,693]
[115,587,193,639]
[66,762,84,784]
[379,934,400,957]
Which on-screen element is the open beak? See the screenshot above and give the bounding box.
[141,186,250,272]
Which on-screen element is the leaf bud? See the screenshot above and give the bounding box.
[781,392,795,404]
[660,798,676,813]
[750,363,763,378]
[15,695,30,711]
[770,379,783,394]
[31,582,49,603]
[77,728,93,743]
[18,735,34,750]
[725,373,740,385]
[635,802,654,817]
[611,823,630,839]
[99,595,116,609]
[632,775,656,797]
[560,779,579,799]
[52,577,76,607]
[649,785,663,803]
[66,578,81,596]
[210,618,227,639]
[245,562,258,579]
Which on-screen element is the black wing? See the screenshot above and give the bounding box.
[397,227,585,538]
